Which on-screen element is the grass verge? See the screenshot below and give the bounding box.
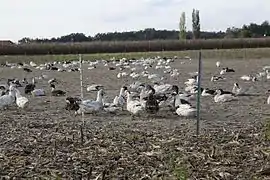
[1,48,270,63]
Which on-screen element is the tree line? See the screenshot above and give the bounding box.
[18,8,270,44]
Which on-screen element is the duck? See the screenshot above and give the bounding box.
[240,75,254,81]
[153,83,179,95]
[25,78,36,94]
[48,78,57,84]
[50,84,66,96]
[184,77,197,86]
[232,82,247,96]
[30,61,37,67]
[176,104,196,117]
[129,81,145,93]
[23,67,32,72]
[0,86,7,96]
[14,88,29,109]
[220,69,227,75]
[103,103,123,113]
[214,89,237,103]
[31,88,46,97]
[0,85,16,109]
[211,75,225,82]
[65,97,81,111]
[148,73,164,82]
[126,90,144,115]
[139,85,159,114]
[76,89,105,115]
[266,90,270,105]
[145,92,159,114]
[216,89,234,95]
[175,95,193,108]
[8,79,22,87]
[216,61,221,67]
[223,67,235,72]
[112,86,128,109]
[201,88,216,96]
[174,96,196,117]
[86,84,104,92]
[177,92,195,101]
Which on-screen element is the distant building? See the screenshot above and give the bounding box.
[0,40,14,46]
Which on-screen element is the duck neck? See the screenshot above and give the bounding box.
[14,89,21,98]
[119,88,125,97]
[126,93,132,103]
[96,91,103,103]
[9,90,15,97]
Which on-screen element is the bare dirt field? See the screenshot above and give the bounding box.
[0,57,270,179]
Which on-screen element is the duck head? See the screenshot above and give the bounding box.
[234,83,240,88]
[50,84,56,91]
[122,86,128,91]
[265,89,270,94]
[171,85,179,95]
[214,89,222,95]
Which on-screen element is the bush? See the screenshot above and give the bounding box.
[1,38,270,55]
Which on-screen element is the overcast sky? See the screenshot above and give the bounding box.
[0,0,269,42]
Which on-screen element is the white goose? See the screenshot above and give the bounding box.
[14,88,29,109]
[0,85,16,109]
[113,86,127,108]
[76,89,105,115]
[126,91,144,115]
[232,82,249,96]
[214,89,237,103]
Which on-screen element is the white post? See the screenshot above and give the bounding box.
[79,54,85,126]
[196,51,202,136]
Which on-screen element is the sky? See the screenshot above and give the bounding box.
[0,0,269,42]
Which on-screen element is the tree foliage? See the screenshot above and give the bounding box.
[192,9,200,39]
[179,12,187,40]
[17,21,270,44]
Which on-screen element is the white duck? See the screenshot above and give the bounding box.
[112,86,127,108]
[30,61,37,67]
[201,88,216,97]
[76,89,105,115]
[184,78,197,86]
[31,88,46,96]
[153,83,173,94]
[126,91,144,115]
[232,82,247,96]
[177,92,195,101]
[0,85,16,109]
[175,96,196,117]
[216,61,221,67]
[214,89,237,103]
[176,105,196,117]
[267,90,270,105]
[211,75,225,82]
[103,86,128,112]
[14,88,29,109]
[86,84,104,92]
